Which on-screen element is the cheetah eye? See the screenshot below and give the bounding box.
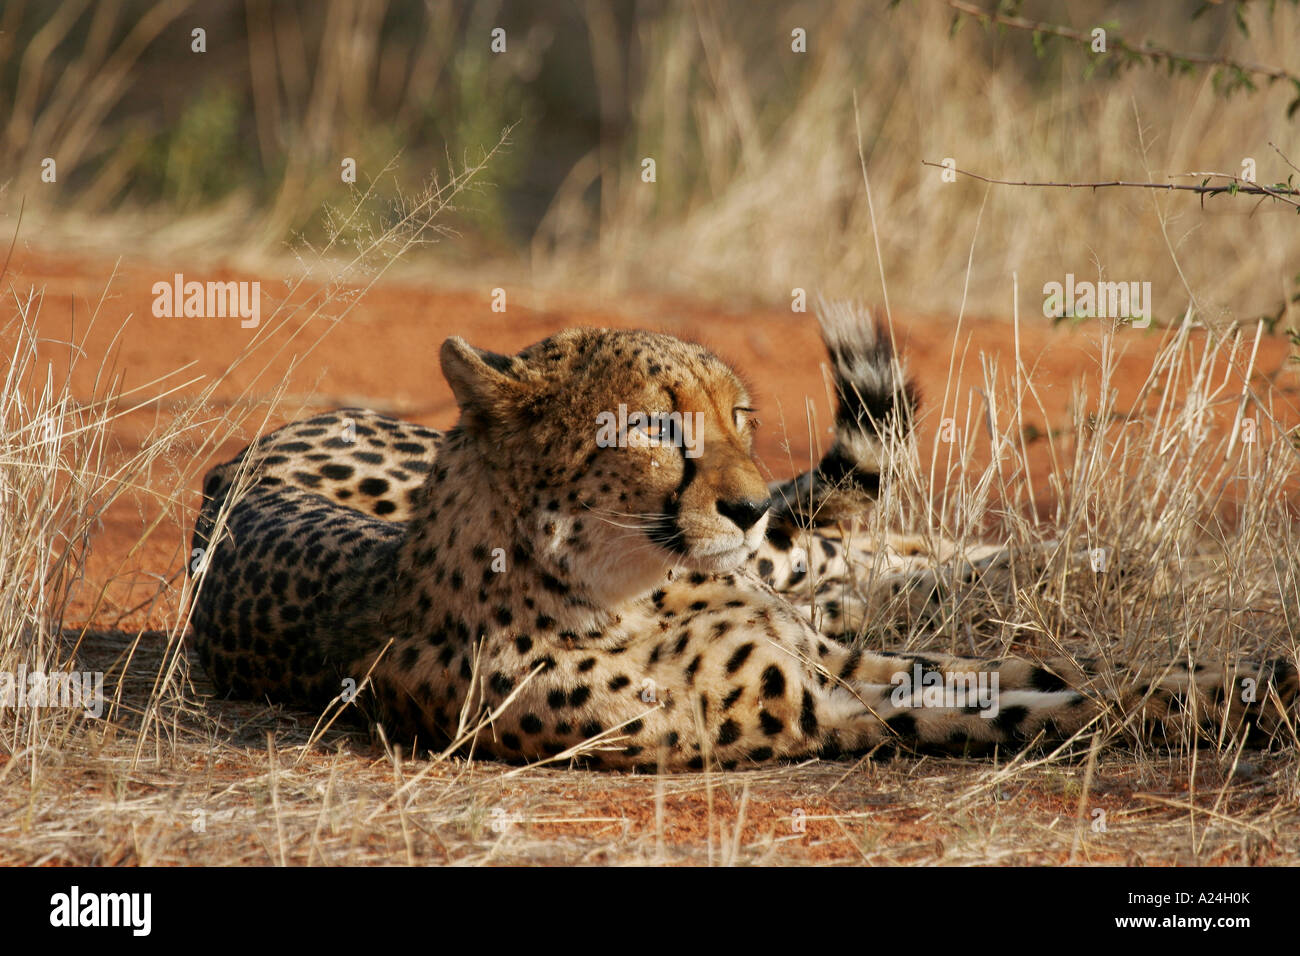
[625,414,666,448]
[733,406,757,432]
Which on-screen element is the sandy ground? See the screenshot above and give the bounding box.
[8,245,1300,865]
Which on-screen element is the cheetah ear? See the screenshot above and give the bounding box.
[440,337,524,434]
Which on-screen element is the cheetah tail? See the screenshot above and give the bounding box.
[767,299,918,529]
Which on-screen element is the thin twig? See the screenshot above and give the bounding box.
[921,160,1300,208]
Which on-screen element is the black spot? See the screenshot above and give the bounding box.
[716,719,741,746]
[320,463,354,480]
[767,527,793,551]
[520,714,543,734]
[569,685,592,707]
[607,674,630,691]
[992,705,1030,739]
[514,635,533,654]
[799,690,819,736]
[747,747,774,762]
[202,471,224,498]
[760,665,786,699]
[546,689,567,710]
[725,642,755,674]
[884,713,917,738]
[685,655,702,684]
[722,686,743,710]
[759,710,784,736]
[489,672,514,695]
[756,557,775,579]
[839,648,862,680]
[1029,667,1068,692]
[358,477,390,496]
[577,657,597,672]
[540,573,569,594]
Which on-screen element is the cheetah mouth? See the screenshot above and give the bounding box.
[646,517,756,571]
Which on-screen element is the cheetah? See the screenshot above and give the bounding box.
[188,302,1298,770]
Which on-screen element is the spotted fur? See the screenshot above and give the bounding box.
[188,307,1299,770]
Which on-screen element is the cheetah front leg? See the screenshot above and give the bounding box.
[570,615,1101,769]
[826,644,1299,751]
[569,592,1298,770]
[777,542,1014,639]
[563,580,1103,770]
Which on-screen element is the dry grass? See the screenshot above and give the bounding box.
[0,136,540,865]
[6,631,1297,866]
[4,251,1300,865]
[6,2,1299,324]
[3,2,1300,867]
[528,1,1300,325]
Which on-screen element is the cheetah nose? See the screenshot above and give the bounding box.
[716,496,771,532]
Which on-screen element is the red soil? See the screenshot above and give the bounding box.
[10,246,1300,630]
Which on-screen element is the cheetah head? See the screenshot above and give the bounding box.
[440,327,772,603]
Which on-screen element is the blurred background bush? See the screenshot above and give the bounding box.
[1,0,1297,320]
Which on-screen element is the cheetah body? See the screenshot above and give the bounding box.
[189,306,1297,769]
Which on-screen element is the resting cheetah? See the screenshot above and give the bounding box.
[188,303,1298,770]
